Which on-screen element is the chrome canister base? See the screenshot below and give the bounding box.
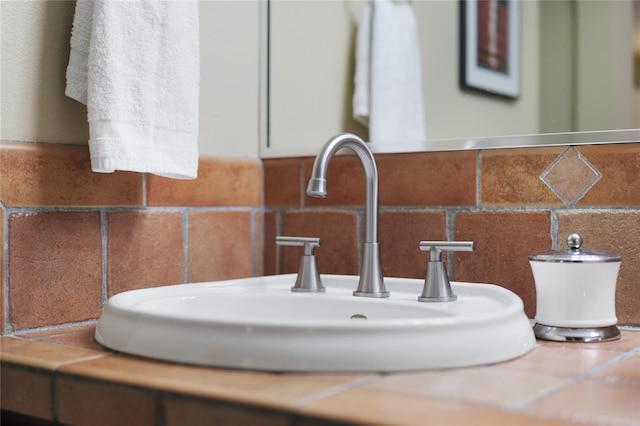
[533,323,620,342]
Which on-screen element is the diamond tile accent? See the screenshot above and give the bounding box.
[540,147,601,206]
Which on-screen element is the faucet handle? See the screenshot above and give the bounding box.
[276,236,325,292]
[418,241,475,302]
[419,241,475,258]
[276,236,322,254]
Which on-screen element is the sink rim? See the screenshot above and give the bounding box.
[95,274,536,372]
[102,274,524,330]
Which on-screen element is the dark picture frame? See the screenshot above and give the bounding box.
[460,0,521,99]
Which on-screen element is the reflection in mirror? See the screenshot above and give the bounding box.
[265,0,640,157]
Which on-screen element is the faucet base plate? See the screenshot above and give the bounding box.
[353,291,390,298]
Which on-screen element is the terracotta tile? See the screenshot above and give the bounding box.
[58,353,368,411]
[454,211,552,318]
[379,210,446,279]
[595,353,640,385]
[0,366,53,420]
[21,324,107,352]
[147,156,262,207]
[57,377,158,426]
[282,210,359,276]
[0,337,107,370]
[367,367,566,410]
[577,143,640,206]
[9,211,102,329]
[525,379,640,425]
[557,210,640,325]
[107,211,184,296]
[303,155,366,207]
[263,210,280,275]
[1,208,4,333]
[378,151,477,206]
[264,158,303,207]
[540,147,600,205]
[537,329,640,352]
[0,142,143,207]
[481,146,565,206]
[495,344,620,378]
[163,396,290,426]
[188,210,253,282]
[300,387,577,426]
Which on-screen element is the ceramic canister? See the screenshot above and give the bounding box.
[529,233,621,329]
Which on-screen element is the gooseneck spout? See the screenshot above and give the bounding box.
[307,133,389,298]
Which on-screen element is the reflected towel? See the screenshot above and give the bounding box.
[353,0,426,144]
[66,0,200,179]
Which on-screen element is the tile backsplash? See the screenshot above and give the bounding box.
[264,142,640,325]
[1,141,262,333]
[1,141,639,334]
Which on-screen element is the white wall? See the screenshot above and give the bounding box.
[0,0,262,157]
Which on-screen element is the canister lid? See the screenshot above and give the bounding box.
[529,233,621,263]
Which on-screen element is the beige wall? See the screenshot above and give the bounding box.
[0,0,262,157]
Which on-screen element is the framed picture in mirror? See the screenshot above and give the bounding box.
[460,0,521,99]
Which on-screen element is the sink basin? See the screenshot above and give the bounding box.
[95,274,535,372]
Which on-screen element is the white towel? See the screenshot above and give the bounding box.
[66,0,200,179]
[353,0,426,144]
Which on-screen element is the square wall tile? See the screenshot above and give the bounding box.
[0,366,53,420]
[57,377,158,426]
[264,158,303,207]
[378,151,477,206]
[577,143,640,206]
[108,211,184,296]
[303,155,366,207]
[0,142,142,207]
[188,210,254,282]
[147,156,262,207]
[557,210,640,325]
[454,211,552,318]
[481,147,565,206]
[9,212,102,329]
[379,210,446,279]
[282,210,359,275]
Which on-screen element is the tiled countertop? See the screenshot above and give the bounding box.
[1,325,639,425]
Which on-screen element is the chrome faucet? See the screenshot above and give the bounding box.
[306,133,389,298]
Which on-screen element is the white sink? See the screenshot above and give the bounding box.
[95,274,535,372]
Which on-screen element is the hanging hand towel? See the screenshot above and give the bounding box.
[66,0,200,179]
[353,0,426,145]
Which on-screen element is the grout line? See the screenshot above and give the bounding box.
[476,150,482,208]
[549,208,558,250]
[10,319,99,337]
[100,210,108,306]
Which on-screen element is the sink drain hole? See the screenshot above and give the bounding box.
[350,314,367,320]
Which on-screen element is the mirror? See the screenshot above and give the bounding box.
[264,0,640,157]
